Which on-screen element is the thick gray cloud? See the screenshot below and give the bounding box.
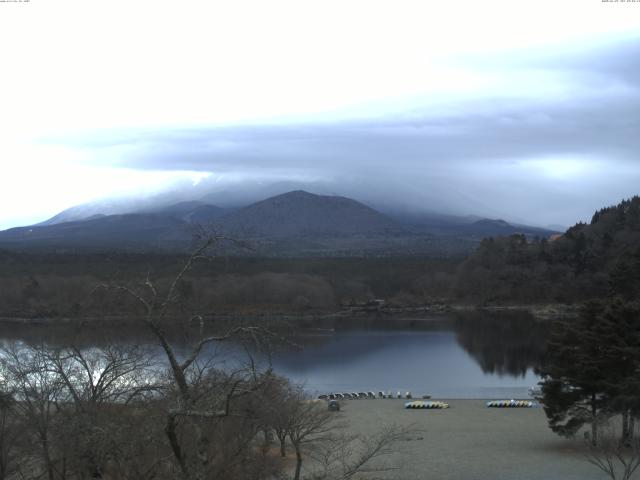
[62,34,640,227]
[120,94,640,169]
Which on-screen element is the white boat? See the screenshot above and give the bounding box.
[528,385,542,397]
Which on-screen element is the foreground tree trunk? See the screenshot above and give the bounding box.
[100,236,275,480]
[280,438,287,457]
[592,394,598,447]
[622,411,635,447]
[41,437,55,480]
[293,445,303,480]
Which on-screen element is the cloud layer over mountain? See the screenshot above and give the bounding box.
[56,34,639,227]
[1,2,638,229]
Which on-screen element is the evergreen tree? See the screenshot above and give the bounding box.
[597,301,640,444]
[539,302,612,445]
[539,300,640,445]
[609,249,640,300]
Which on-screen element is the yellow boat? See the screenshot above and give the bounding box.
[404,400,449,409]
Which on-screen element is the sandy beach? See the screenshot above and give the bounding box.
[335,399,607,480]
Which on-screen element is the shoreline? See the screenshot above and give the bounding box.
[0,303,578,326]
[334,399,604,480]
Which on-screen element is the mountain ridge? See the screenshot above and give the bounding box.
[216,190,402,237]
[0,191,558,256]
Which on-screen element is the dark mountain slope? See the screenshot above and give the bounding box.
[152,201,208,216]
[0,191,404,253]
[38,204,105,226]
[390,211,555,238]
[186,205,228,224]
[458,218,553,238]
[0,191,556,256]
[150,201,227,223]
[0,214,191,251]
[214,190,401,237]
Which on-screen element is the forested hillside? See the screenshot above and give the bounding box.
[0,252,459,319]
[1,197,638,319]
[455,196,640,303]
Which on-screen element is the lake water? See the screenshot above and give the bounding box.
[0,310,549,399]
[269,312,547,399]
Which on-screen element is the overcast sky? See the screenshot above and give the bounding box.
[0,0,639,229]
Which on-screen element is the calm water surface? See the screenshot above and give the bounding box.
[270,312,547,398]
[0,311,548,399]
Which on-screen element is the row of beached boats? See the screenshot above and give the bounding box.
[486,399,536,408]
[404,400,450,409]
[318,391,430,400]
[319,388,540,409]
[404,399,536,409]
[322,397,535,409]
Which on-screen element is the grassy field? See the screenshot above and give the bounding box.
[335,399,608,480]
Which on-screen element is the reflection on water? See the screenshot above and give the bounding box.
[269,311,548,399]
[452,310,547,377]
[0,311,549,399]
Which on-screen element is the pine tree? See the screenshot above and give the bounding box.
[597,301,640,444]
[609,249,640,300]
[539,302,612,445]
[540,300,640,445]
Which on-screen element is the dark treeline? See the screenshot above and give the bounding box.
[503,199,640,453]
[0,254,459,318]
[2,196,640,321]
[456,196,640,304]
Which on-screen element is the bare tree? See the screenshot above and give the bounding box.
[286,395,339,480]
[47,344,158,410]
[46,344,160,478]
[259,377,411,480]
[309,426,410,480]
[259,374,298,458]
[0,343,66,480]
[98,234,279,480]
[283,392,410,480]
[585,420,640,480]
[0,386,21,480]
[0,234,408,480]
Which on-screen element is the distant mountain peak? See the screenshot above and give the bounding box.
[279,189,313,197]
[473,218,511,228]
[217,190,399,237]
[263,190,345,203]
[153,200,208,214]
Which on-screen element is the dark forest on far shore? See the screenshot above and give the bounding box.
[0,196,639,321]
